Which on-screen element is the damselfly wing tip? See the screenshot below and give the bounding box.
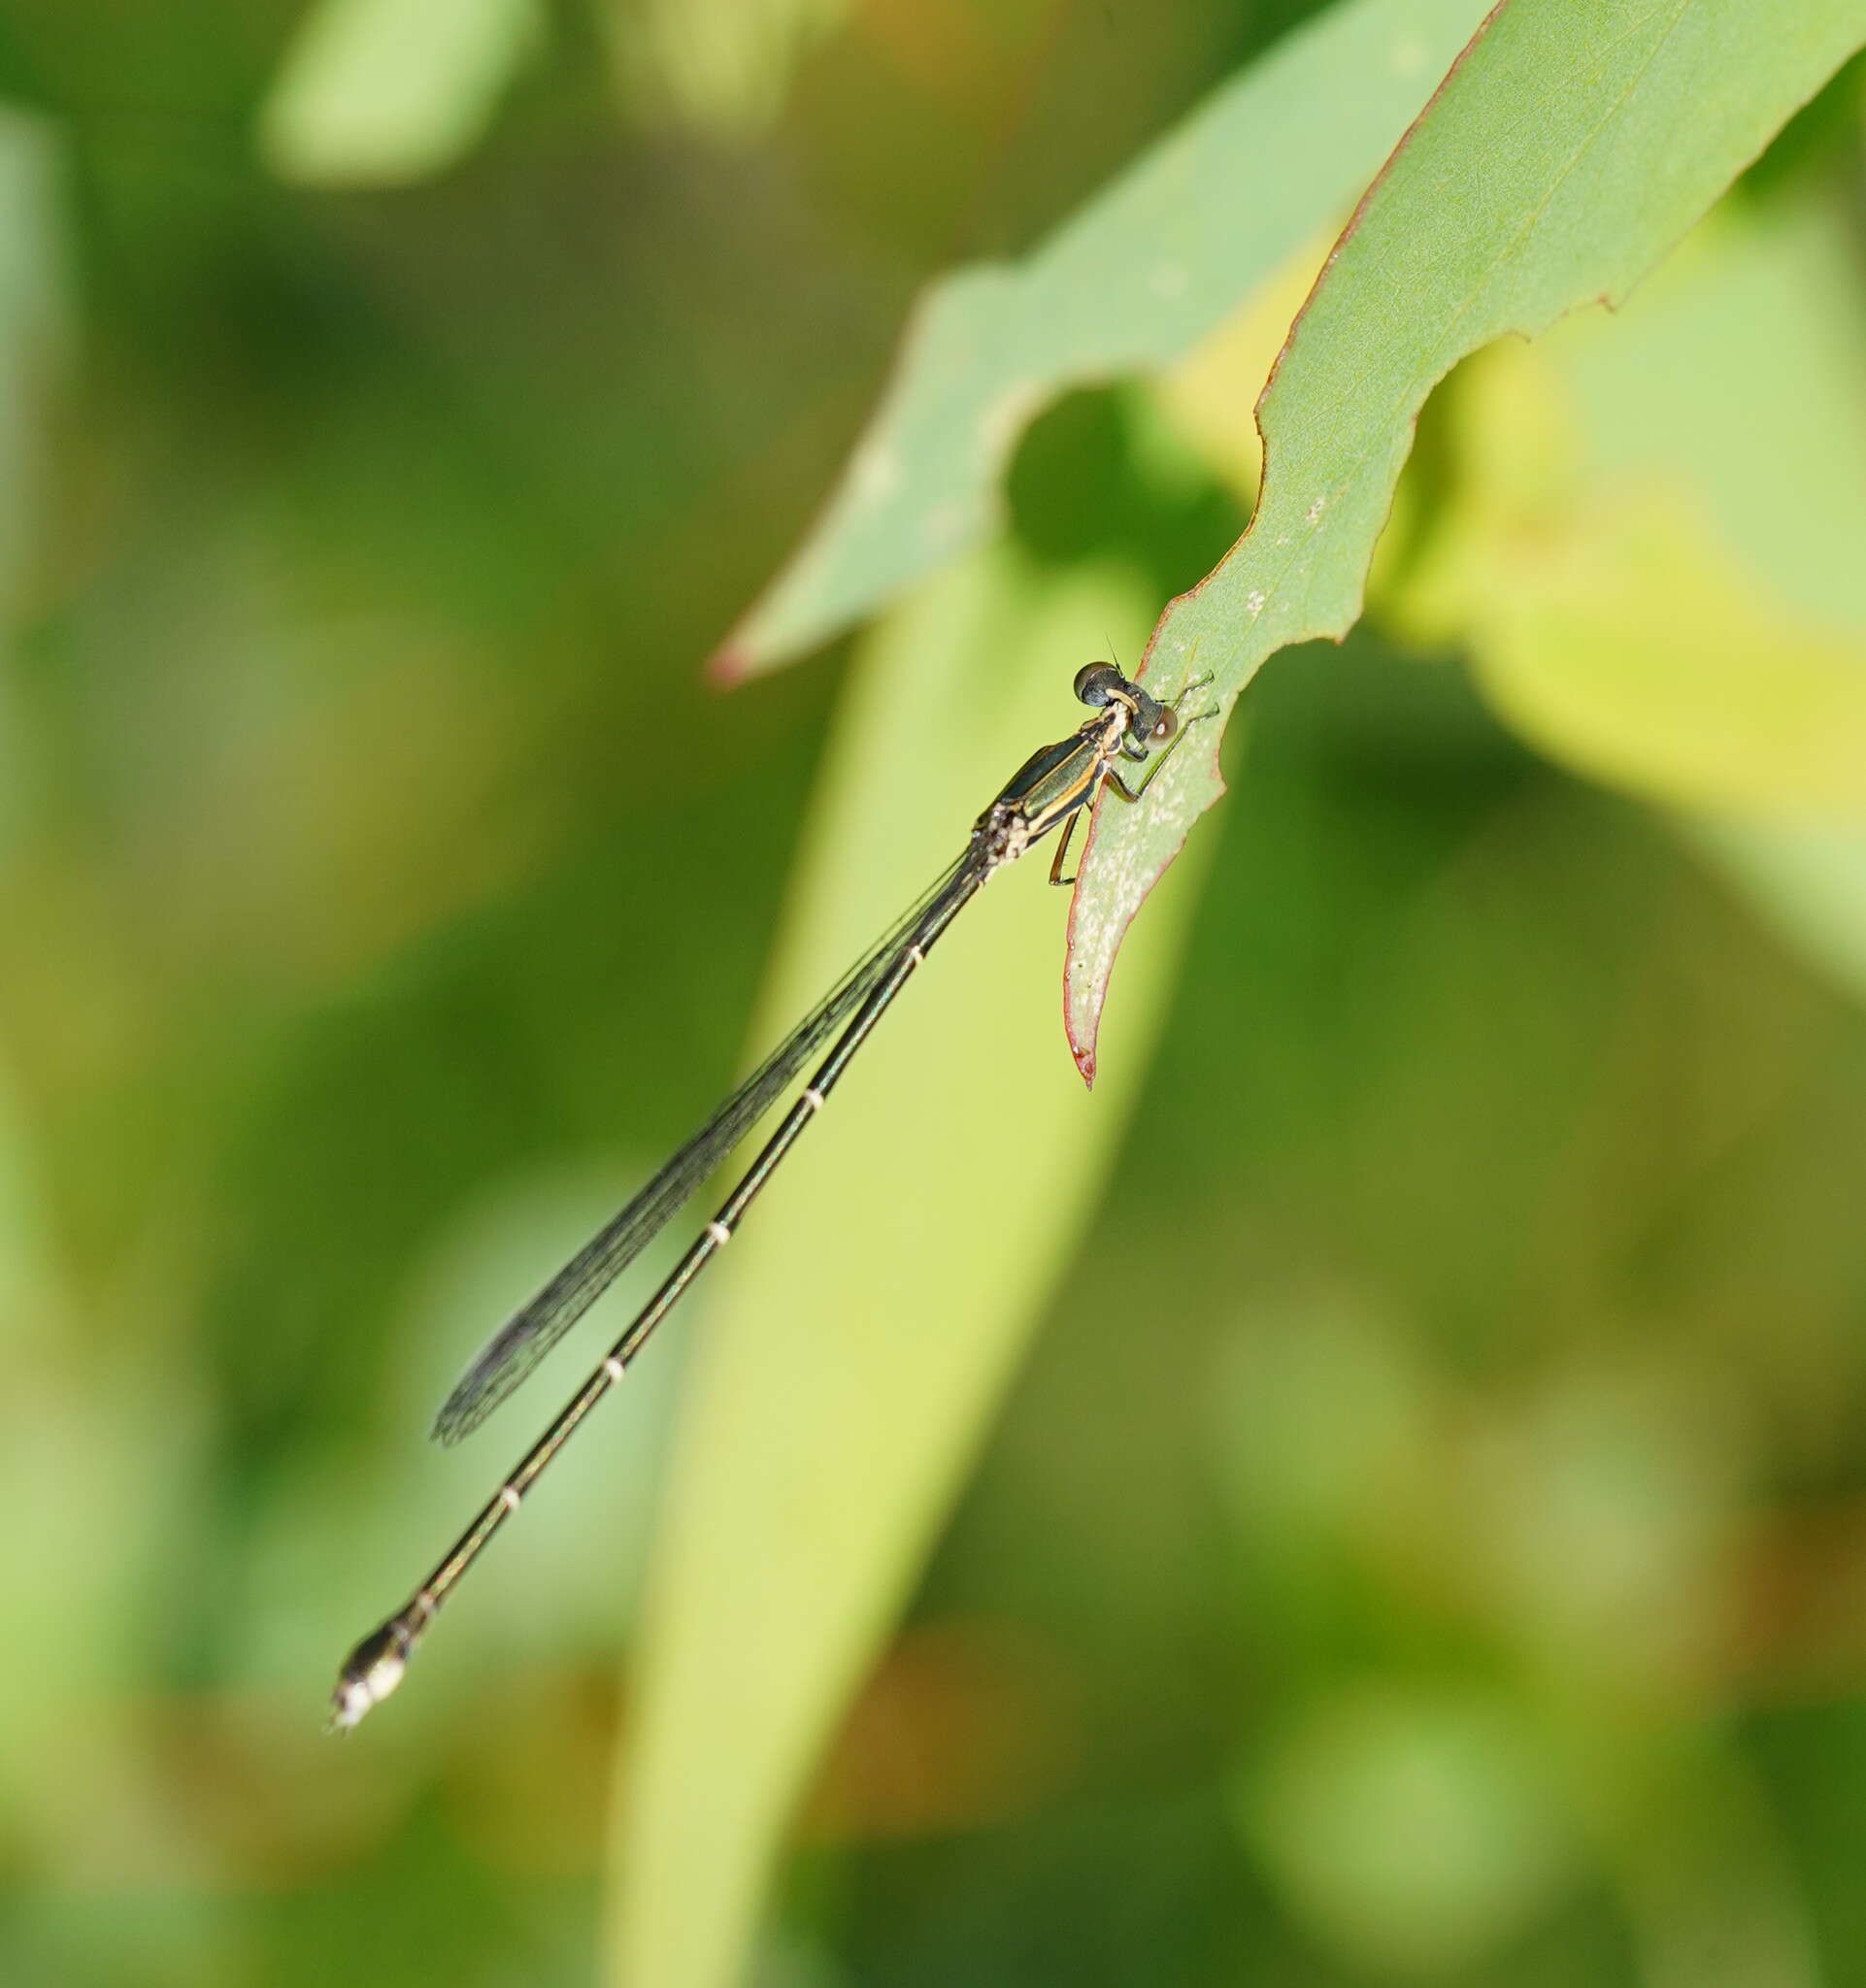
[430,1386,491,1447]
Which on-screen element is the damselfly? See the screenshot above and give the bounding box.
[329,661,1211,1729]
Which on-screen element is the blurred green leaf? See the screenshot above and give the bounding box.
[609,543,1213,1988]
[1472,474,1866,820]
[716,0,1494,679]
[1689,816,1866,1001]
[1068,0,1866,1078]
[0,107,63,606]
[1378,185,1866,988]
[1550,192,1866,636]
[604,0,849,136]
[1386,201,1866,821]
[1237,1687,1575,1973]
[258,0,544,187]
[0,105,65,855]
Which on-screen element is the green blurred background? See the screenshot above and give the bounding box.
[6,3,1866,1984]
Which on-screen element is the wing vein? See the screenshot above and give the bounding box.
[429,851,976,1443]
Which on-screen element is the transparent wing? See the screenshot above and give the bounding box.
[430,851,977,1443]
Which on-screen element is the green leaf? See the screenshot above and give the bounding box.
[714,0,1496,680]
[1383,198,1866,820]
[608,547,1212,1988]
[257,0,543,187]
[1067,0,1866,1079]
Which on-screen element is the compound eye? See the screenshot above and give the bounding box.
[1151,709,1178,741]
[1074,662,1124,709]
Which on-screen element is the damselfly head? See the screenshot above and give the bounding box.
[1076,661,1173,743]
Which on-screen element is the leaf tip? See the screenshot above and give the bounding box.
[1063,935,1108,1090]
[707,643,754,687]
